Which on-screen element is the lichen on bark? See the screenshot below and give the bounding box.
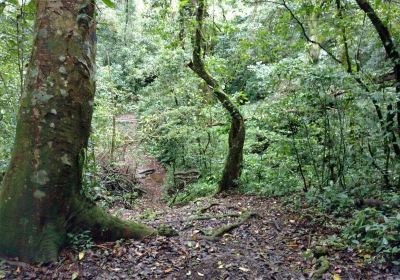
[0,0,153,263]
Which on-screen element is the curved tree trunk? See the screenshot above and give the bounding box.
[0,0,153,263]
[189,0,245,192]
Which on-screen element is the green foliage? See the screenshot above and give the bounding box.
[0,0,34,181]
[306,187,354,215]
[1,0,400,265]
[344,208,400,263]
[66,231,94,251]
[101,0,116,8]
[139,209,160,221]
[172,181,217,205]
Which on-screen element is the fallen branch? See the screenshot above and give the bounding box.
[138,168,156,175]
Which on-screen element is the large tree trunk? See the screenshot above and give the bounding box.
[189,0,245,192]
[0,0,153,263]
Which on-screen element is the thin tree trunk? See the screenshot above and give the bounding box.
[189,0,245,192]
[124,0,129,46]
[335,0,352,73]
[16,1,25,98]
[355,0,400,155]
[111,115,116,162]
[0,0,153,263]
[308,11,321,63]
[282,0,397,158]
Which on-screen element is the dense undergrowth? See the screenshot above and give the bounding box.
[0,0,399,265]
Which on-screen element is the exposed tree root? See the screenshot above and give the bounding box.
[182,212,241,230]
[198,202,220,213]
[205,212,259,240]
[189,213,240,221]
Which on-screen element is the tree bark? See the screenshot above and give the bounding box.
[335,0,352,73]
[281,0,397,158]
[0,0,153,263]
[355,0,400,155]
[189,0,245,192]
[308,10,321,64]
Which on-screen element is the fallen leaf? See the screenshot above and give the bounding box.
[164,268,173,273]
[198,272,204,277]
[362,254,371,260]
[78,251,85,260]
[333,274,341,280]
[71,272,79,280]
[239,267,250,272]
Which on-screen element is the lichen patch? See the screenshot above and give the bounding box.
[33,190,46,200]
[59,66,67,75]
[61,154,72,166]
[33,170,49,185]
[60,89,68,97]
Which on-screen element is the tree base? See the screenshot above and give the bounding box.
[0,196,154,263]
[69,198,155,242]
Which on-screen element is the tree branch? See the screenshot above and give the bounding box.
[355,0,400,139]
[281,0,342,64]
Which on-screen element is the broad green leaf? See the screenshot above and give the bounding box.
[102,0,115,8]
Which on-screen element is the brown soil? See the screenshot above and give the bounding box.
[115,113,167,211]
[0,114,398,279]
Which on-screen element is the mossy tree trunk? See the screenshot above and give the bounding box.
[189,0,245,192]
[0,0,153,263]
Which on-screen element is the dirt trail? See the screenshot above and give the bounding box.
[115,113,167,211]
[1,195,396,279]
[0,114,398,279]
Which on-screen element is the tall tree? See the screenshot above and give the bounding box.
[189,0,245,192]
[0,0,153,263]
[355,0,400,147]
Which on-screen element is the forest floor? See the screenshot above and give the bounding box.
[0,114,399,279]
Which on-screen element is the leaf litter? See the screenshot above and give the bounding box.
[0,195,398,279]
[0,114,398,279]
